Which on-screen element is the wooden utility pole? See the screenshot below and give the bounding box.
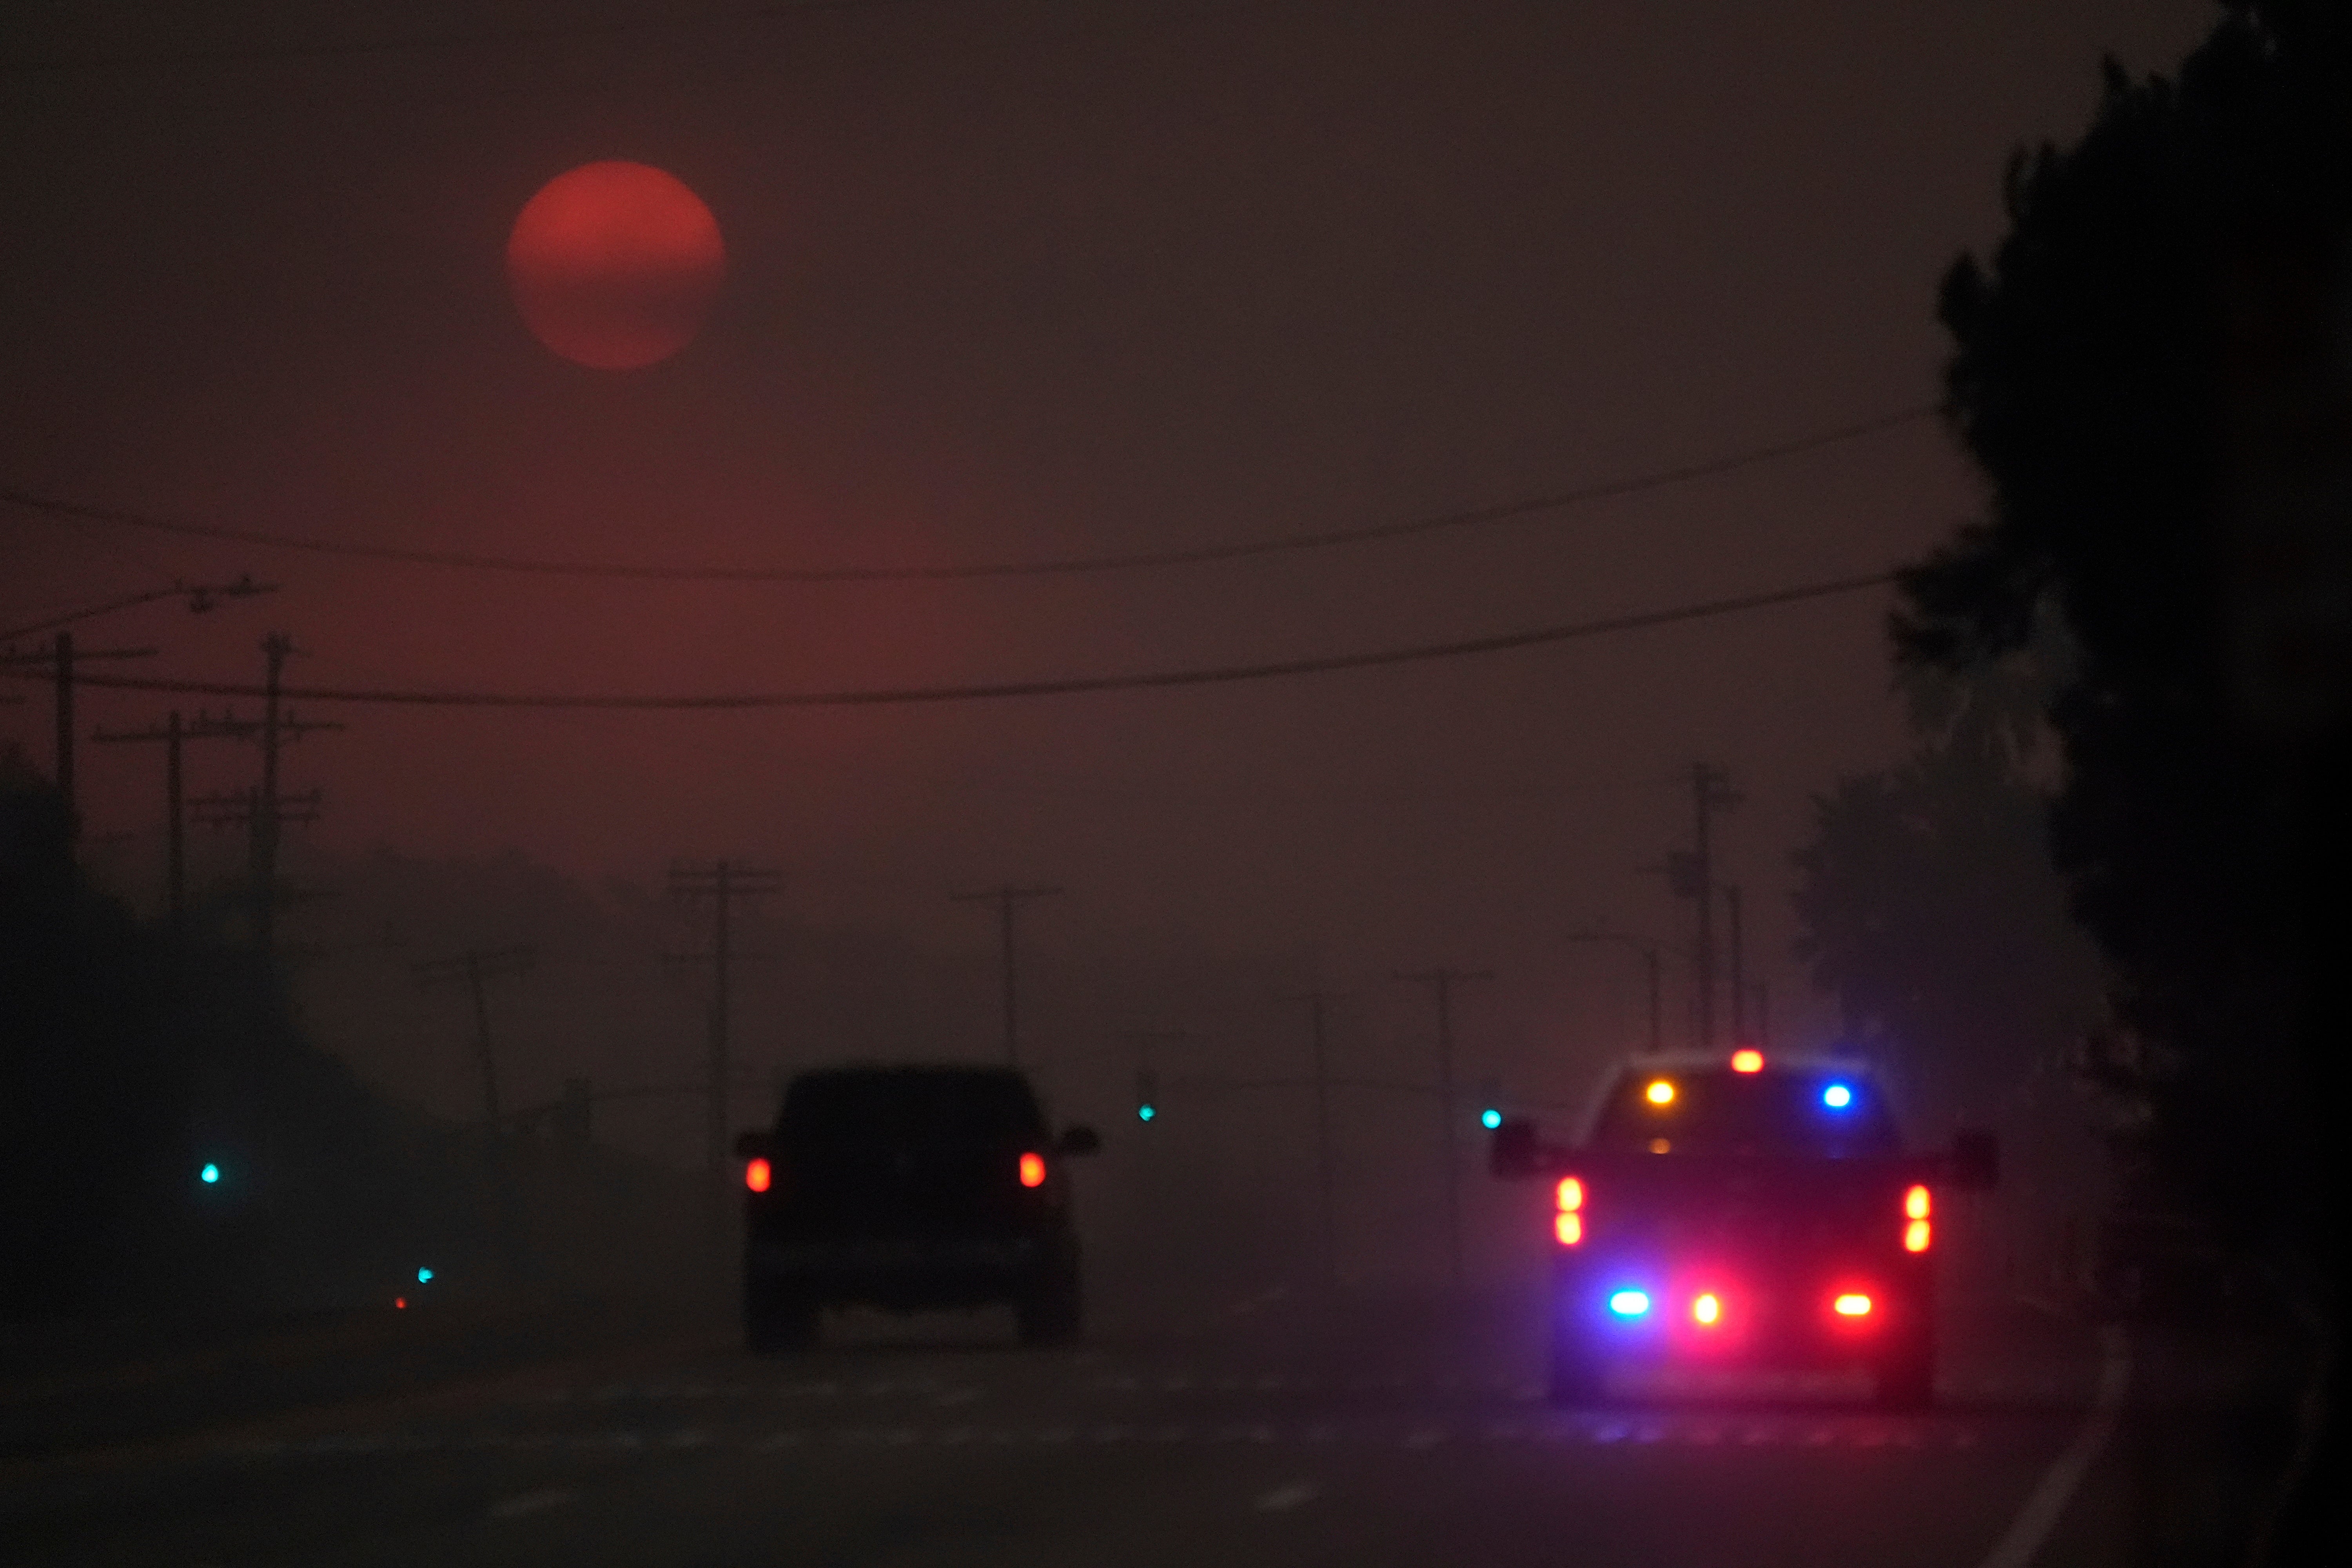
[1279,990,1348,1290]
[1566,927,1664,1054]
[0,633,156,840]
[1393,967,1493,1287]
[671,861,783,1174]
[91,710,260,926]
[1685,762,1741,1050]
[183,637,340,958]
[414,946,537,1127]
[1725,882,1747,1044]
[951,884,1063,1067]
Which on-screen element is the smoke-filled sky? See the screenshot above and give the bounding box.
[2,0,2212,1098]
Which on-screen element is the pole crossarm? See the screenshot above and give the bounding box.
[189,785,323,827]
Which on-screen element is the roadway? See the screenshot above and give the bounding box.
[2,1276,2135,1568]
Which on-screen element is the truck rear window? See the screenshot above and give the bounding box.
[778,1069,1045,1145]
[1589,1068,1899,1157]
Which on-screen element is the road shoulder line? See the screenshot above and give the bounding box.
[1975,1324,2132,1568]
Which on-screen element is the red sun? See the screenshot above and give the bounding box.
[506,161,726,370]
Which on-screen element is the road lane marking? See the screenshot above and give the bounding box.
[1256,1481,1320,1512]
[1975,1326,2131,1568]
[488,1488,575,1521]
[215,1412,2000,1463]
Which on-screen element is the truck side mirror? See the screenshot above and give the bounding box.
[1950,1129,1999,1191]
[733,1130,773,1161]
[1057,1125,1102,1156]
[1490,1118,1543,1179]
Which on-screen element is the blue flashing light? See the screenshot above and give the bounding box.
[1138,1105,1156,1122]
[1822,1082,1855,1109]
[416,1267,434,1284]
[198,1163,220,1185]
[1607,1289,1652,1318]
[1480,1107,1503,1130]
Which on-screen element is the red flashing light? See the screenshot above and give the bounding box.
[395,1296,407,1310]
[1833,1292,1873,1317]
[1555,1176,1584,1212]
[744,1157,773,1193]
[1555,1212,1583,1247]
[1018,1151,1047,1189]
[1904,1184,1931,1220]
[1730,1049,1764,1073]
[1692,1292,1723,1326]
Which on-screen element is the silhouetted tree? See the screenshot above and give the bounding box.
[1901,6,2350,1557]
[0,750,471,1318]
[1792,665,2103,1130]
[1904,0,2352,1223]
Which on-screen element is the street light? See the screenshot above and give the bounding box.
[1565,929,1665,1054]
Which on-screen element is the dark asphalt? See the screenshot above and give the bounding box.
[1,1279,2129,1568]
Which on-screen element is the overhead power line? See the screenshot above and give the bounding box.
[0,0,928,76]
[0,0,1283,78]
[0,405,1932,584]
[9,568,1898,711]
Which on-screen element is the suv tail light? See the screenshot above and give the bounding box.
[1555,1175,1584,1245]
[1902,1184,1931,1251]
[1018,1151,1047,1189]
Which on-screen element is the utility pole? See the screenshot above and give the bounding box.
[951,884,1063,1067]
[1122,1025,1185,1256]
[1684,762,1741,1051]
[183,639,339,960]
[1566,927,1664,1054]
[91,710,261,927]
[414,946,537,1127]
[0,633,156,840]
[1725,882,1747,1044]
[1279,990,1348,1291]
[671,860,783,1175]
[1393,967,1493,1288]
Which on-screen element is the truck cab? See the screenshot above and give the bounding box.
[1492,1049,1996,1409]
[734,1065,1100,1350]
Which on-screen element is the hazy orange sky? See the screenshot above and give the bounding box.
[2,0,2216,1112]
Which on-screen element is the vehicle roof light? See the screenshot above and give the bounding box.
[1644,1079,1676,1106]
[1833,1293,1873,1316]
[1018,1151,1047,1189]
[1608,1289,1651,1317]
[1822,1082,1854,1109]
[1730,1049,1764,1073]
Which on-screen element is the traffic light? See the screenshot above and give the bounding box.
[1136,1069,1158,1122]
[198,1162,221,1185]
[1477,1076,1502,1130]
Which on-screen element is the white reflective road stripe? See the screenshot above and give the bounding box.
[1976,1326,2132,1568]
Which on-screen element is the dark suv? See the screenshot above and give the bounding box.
[733,1065,1100,1350]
